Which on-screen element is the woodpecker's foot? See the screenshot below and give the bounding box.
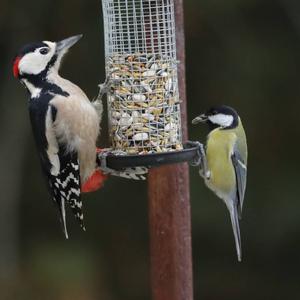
[81,169,108,193]
[96,148,120,175]
[97,148,111,171]
[97,76,111,100]
[96,148,148,180]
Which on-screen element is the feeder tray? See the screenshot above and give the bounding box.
[103,141,202,170]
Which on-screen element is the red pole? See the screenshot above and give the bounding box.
[148,1,193,300]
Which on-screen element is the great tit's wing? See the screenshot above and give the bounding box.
[232,143,247,219]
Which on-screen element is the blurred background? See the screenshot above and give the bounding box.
[1,0,300,299]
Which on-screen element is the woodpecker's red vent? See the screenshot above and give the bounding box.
[13,56,21,78]
[81,170,108,193]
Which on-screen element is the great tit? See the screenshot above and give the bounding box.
[192,105,247,261]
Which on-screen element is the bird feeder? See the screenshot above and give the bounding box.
[101,0,200,169]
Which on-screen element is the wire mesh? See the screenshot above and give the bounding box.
[102,0,183,154]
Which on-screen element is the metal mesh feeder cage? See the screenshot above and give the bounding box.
[101,0,200,169]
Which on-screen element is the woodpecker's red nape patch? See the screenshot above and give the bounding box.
[13,56,21,78]
[81,170,108,193]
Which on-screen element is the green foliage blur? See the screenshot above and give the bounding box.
[1,0,300,299]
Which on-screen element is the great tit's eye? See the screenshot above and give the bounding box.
[39,48,49,55]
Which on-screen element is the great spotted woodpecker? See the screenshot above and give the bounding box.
[13,35,107,238]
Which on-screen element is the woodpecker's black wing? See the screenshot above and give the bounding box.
[232,144,247,219]
[29,99,84,238]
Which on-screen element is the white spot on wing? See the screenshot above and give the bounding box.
[45,106,60,176]
[238,160,247,169]
[71,163,79,170]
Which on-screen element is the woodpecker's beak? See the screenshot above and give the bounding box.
[192,114,208,124]
[56,34,83,55]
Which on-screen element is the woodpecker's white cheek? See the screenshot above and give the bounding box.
[19,53,48,75]
[208,114,234,127]
[18,46,55,75]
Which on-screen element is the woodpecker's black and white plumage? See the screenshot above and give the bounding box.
[13,35,102,238]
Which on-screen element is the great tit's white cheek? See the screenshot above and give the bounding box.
[208,114,233,127]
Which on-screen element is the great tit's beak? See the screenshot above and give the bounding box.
[56,34,83,55]
[192,114,208,124]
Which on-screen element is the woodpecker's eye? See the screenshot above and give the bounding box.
[39,48,49,55]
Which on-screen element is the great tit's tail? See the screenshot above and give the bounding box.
[229,204,242,262]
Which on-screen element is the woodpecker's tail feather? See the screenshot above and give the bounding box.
[229,204,242,262]
[56,197,69,239]
[67,196,85,231]
[49,155,85,236]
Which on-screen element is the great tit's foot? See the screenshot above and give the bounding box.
[188,141,202,167]
[188,140,210,180]
[189,141,207,168]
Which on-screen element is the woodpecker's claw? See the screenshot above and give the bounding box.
[97,148,110,171]
[97,75,111,100]
[97,148,148,180]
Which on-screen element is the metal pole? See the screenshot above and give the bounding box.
[148,1,193,300]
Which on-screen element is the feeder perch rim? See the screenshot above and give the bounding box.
[97,141,203,171]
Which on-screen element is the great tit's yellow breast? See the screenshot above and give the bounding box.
[206,129,236,195]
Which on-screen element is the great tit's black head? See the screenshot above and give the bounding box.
[13,34,82,80]
[192,105,239,129]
